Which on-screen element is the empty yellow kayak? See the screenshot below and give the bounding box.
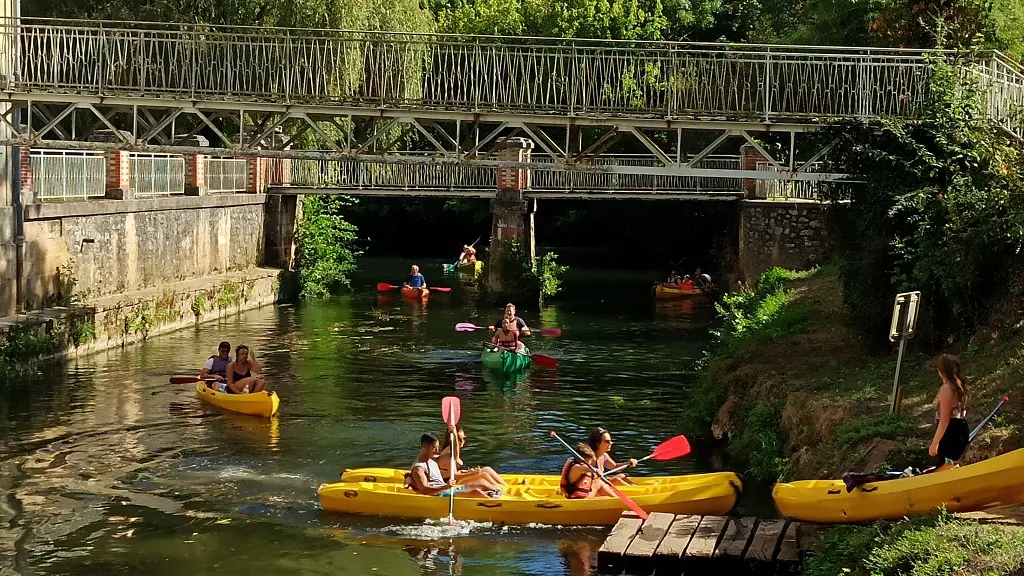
[319,471,741,526]
[654,284,704,299]
[195,381,280,418]
[772,448,1024,523]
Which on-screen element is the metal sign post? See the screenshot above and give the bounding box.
[889,291,921,414]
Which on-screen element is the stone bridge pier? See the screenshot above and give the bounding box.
[486,138,536,294]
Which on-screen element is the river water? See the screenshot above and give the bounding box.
[0,258,736,576]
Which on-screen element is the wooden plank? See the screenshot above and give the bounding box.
[624,512,675,559]
[598,511,643,564]
[653,515,701,560]
[714,517,758,559]
[776,521,801,563]
[683,516,727,559]
[745,519,786,563]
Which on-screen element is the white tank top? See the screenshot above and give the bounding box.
[412,459,446,488]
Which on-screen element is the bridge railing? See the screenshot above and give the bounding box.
[12,18,951,122]
[206,157,248,193]
[975,53,1024,141]
[30,149,106,201]
[288,156,743,194]
[130,153,185,196]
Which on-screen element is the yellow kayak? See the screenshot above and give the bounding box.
[319,471,741,526]
[654,284,704,299]
[195,381,280,418]
[773,448,1024,523]
[340,467,706,488]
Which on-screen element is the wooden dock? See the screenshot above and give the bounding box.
[598,512,817,574]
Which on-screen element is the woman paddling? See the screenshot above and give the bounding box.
[437,426,505,492]
[588,427,637,485]
[930,354,970,472]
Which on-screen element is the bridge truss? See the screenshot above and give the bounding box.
[2,18,1022,186]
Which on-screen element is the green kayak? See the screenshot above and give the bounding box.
[481,345,532,374]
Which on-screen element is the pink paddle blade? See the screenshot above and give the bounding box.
[455,323,483,332]
[538,328,562,337]
[650,435,691,461]
[442,396,462,426]
[529,354,558,369]
[433,287,452,293]
[169,375,201,384]
[376,282,397,292]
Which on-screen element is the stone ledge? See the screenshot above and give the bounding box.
[740,199,828,207]
[24,194,268,221]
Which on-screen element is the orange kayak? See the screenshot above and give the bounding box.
[401,287,429,300]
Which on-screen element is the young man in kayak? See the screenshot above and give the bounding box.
[408,433,496,498]
[559,442,617,499]
[488,303,531,337]
[403,265,427,290]
[200,341,232,386]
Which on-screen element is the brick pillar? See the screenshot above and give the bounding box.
[104,150,132,200]
[246,156,267,194]
[487,137,536,294]
[740,143,766,199]
[18,147,32,203]
[183,135,209,196]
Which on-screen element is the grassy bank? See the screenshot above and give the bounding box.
[689,265,1024,573]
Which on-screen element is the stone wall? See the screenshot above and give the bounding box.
[738,200,830,283]
[20,195,267,310]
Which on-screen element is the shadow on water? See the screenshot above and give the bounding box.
[0,257,756,575]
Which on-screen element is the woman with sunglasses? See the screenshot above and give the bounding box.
[587,427,637,485]
[438,426,506,492]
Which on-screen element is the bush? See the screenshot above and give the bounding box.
[486,238,567,302]
[296,195,362,298]
[712,267,811,356]
[833,413,918,448]
[728,402,789,482]
[820,53,1024,348]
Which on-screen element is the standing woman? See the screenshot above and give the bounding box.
[588,428,637,485]
[226,344,266,394]
[930,354,970,471]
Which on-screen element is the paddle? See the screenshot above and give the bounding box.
[605,435,692,476]
[169,375,217,384]
[481,341,558,368]
[442,396,462,526]
[549,430,649,520]
[455,322,562,337]
[841,395,1009,492]
[377,282,452,293]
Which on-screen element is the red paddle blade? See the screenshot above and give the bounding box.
[433,287,452,293]
[376,282,397,291]
[169,375,201,384]
[605,481,649,520]
[442,396,462,426]
[538,328,562,337]
[529,354,558,369]
[650,435,691,461]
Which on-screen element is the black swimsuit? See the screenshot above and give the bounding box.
[229,364,252,394]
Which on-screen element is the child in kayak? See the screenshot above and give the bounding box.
[588,427,637,485]
[559,443,616,499]
[492,317,526,354]
[408,433,495,498]
[403,265,427,290]
[438,426,506,492]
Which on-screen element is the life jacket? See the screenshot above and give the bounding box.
[681,280,695,290]
[496,328,520,350]
[559,458,595,499]
[208,355,230,376]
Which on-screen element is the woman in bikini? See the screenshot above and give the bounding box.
[588,427,637,485]
[929,354,970,471]
[438,426,506,492]
[226,344,266,394]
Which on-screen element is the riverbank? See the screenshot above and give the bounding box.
[692,266,1024,574]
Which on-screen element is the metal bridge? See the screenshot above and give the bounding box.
[2,18,1023,189]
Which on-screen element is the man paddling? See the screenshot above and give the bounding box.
[403,265,427,290]
[408,434,495,499]
[488,303,531,337]
[200,341,232,386]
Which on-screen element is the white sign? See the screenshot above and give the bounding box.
[889,291,921,342]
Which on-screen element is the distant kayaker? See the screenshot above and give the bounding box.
[458,245,477,265]
[438,425,506,492]
[226,344,266,394]
[694,268,713,289]
[200,341,232,386]
[665,271,682,287]
[489,303,531,336]
[492,317,526,354]
[559,442,616,499]
[403,265,427,290]
[680,275,695,291]
[588,427,637,486]
[930,354,970,471]
[408,433,496,499]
